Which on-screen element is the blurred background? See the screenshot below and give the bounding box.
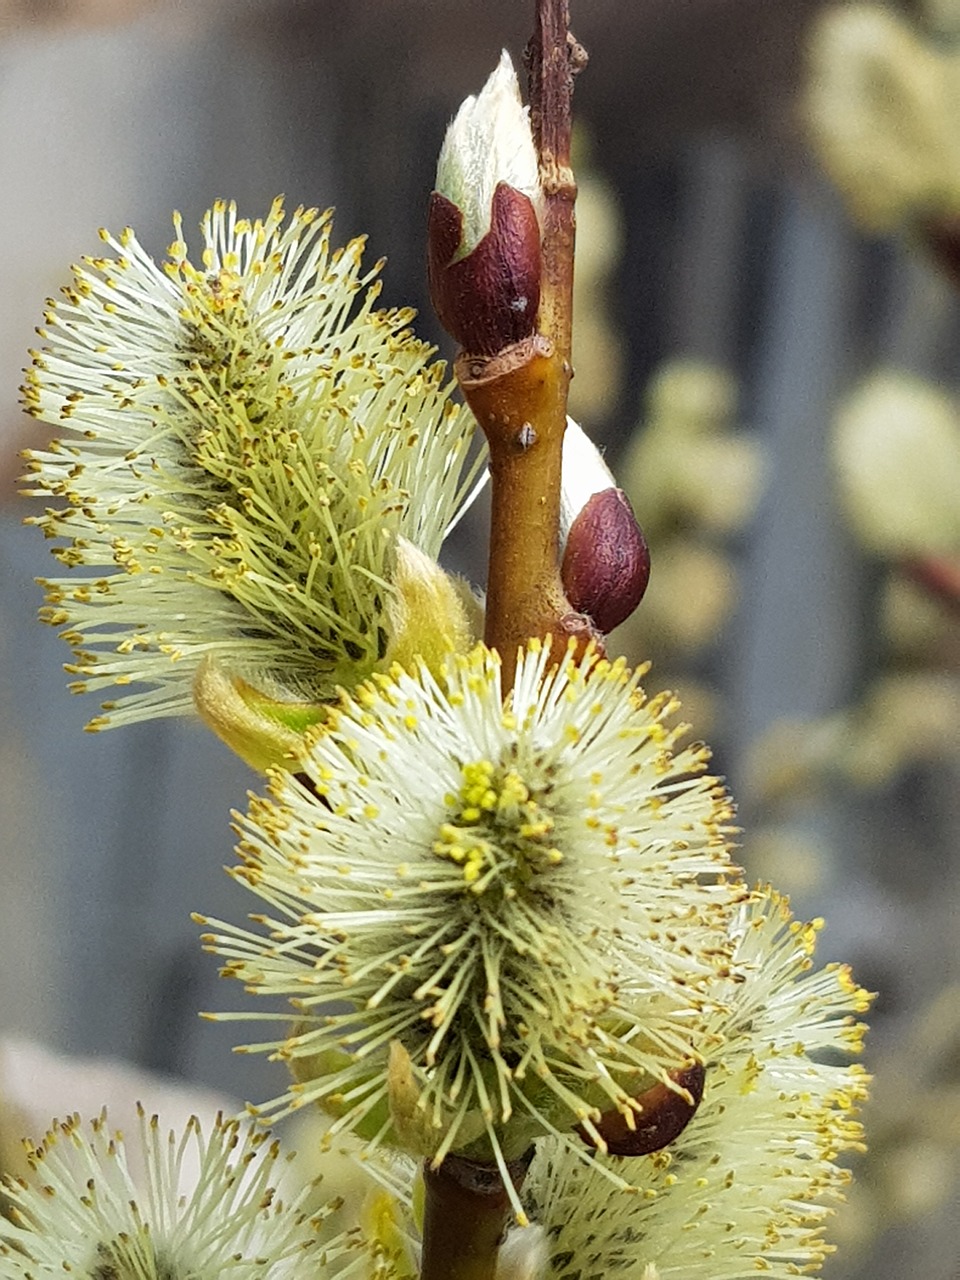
[2,0,959,1275]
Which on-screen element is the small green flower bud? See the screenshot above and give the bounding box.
[385,536,481,674]
[386,1040,436,1158]
[192,656,327,772]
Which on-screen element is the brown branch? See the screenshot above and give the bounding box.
[415,12,587,1279]
[527,0,586,369]
[460,0,592,692]
[419,1151,534,1280]
[458,338,594,691]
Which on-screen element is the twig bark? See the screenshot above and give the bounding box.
[419,1151,534,1280]
[527,0,586,371]
[459,0,590,693]
[418,12,584,1277]
[419,5,586,1274]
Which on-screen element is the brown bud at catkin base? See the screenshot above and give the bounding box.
[561,487,650,633]
[578,1061,706,1157]
[428,183,542,355]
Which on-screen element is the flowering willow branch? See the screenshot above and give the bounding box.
[16,5,871,1279]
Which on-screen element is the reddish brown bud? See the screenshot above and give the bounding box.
[561,487,650,634]
[578,1061,705,1158]
[427,183,542,356]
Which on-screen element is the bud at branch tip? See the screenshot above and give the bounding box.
[429,51,544,355]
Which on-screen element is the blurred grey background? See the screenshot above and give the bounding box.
[1,1,958,1275]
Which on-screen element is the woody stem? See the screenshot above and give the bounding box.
[466,0,585,692]
[419,1152,533,1280]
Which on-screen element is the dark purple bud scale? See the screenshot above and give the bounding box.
[427,182,542,356]
[561,487,650,634]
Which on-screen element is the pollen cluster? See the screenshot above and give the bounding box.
[434,758,563,889]
[22,199,482,729]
